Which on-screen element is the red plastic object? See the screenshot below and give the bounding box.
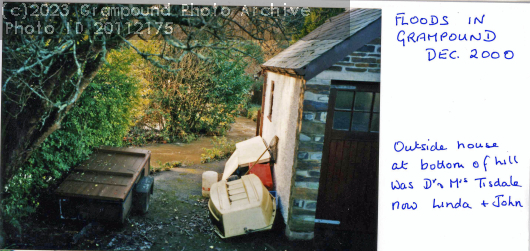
[248,163,273,191]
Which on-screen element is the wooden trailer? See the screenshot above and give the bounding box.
[55,147,154,224]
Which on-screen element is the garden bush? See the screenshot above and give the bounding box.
[201,137,237,164]
[131,41,263,143]
[2,48,142,230]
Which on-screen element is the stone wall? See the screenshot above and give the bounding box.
[334,38,381,74]
[287,37,381,235]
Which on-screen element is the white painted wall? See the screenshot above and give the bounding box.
[261,71,303,222]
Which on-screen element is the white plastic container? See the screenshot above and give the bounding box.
[202,171,218,197]
[208,174,276,238]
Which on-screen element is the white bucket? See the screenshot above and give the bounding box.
[202,171,218,197]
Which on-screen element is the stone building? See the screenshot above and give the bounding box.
[258,9,381,240]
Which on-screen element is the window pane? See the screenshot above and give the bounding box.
[354,92,373,112]
[351,112,370,131]
[335,91,354,110]
[370,113,379,132]
[333,111,351,130]
[373,93,380,112]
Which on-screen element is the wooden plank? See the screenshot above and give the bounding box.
[345,140,376,233]
[343,140,359,229]
[338,140,354,228]
[57,180,130,201]
[333,140,346,223]
[65,171,130,186]
[365,142,375,231]
[74,153,142,176]
[358,141,369,196]
[323,140,337,213]
[355,141,369,231]
[256,110,261,136]
[328,140,343,221]
[97,147,150,156]
[235,136,271,167]
[56,147,149,201]
[368,141,379,232]
[93,153,136,174]
[318,140,335,220]
[71,169,134,178]
[333,140,349,221]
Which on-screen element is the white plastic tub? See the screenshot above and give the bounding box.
[202,171,218,197]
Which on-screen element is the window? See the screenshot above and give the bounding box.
[332,90,380,133]
[268,81,275,121]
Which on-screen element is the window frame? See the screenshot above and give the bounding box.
[329,80,380,135]
[268,81,275,122]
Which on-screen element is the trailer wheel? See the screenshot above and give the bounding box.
[142,191,150,214]
[134,176,154,214]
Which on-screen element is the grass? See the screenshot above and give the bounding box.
[200,136,236,163]
[246,104,261,122]
[150,160,183,173]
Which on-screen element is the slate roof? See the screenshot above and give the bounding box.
[262,8,381,80]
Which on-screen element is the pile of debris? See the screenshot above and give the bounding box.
[202,136,279,239]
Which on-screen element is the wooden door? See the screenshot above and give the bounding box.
[315,81,380,234]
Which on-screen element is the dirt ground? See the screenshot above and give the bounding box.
[4,161,319,250]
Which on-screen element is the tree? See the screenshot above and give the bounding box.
[132,40,262,142]
[3,48,142,232]
[292,8,345,42]
[1,3,304,188]
[1,3,305,244]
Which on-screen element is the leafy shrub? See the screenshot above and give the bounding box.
[201,136,236,163]
[132,41,263,142]
[2,48,142,230]
[151,160,182,173]
[292,8,345,43]
[245,104,262,122]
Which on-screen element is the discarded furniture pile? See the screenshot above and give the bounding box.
[203,136,278,238]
